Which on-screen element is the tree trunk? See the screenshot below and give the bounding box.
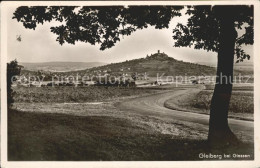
[208,8,238,147]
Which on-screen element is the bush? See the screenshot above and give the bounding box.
[7,60,22,107]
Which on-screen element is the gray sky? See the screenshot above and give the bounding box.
[7,6,253,65]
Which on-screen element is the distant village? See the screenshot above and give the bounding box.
[15,59,155,87]
[13,50,214,87]
[13,51,166,87]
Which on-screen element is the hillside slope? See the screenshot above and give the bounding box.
[75,52,217,77]
[20,52,251,78]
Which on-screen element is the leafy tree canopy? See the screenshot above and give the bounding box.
[13,5,253,61]
[13,6,182,50]
[172,6,253,62]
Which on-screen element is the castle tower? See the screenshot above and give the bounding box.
[158,50,160,54]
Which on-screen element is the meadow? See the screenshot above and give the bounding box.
[9,105,254,161]
[13,86,160,103]
[193,90,253,114]
[8,85,254,160]
[165,88,254,121]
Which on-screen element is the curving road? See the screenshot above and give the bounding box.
[117,88,254,142]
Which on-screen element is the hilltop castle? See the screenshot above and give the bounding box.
[146,50,169,60]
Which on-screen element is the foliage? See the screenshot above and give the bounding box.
[172,5,253,62]
[7,60,22,107]
[13,6,182,50]
[13,6,253,61]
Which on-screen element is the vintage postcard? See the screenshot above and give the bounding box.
[1,1,260,168]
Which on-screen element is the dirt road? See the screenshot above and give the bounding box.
[117,88,254,142]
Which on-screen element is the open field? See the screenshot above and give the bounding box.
[194,90,253,114]
[204,83,254,90]
[9,103,254,161]
[9,85,254,160]
[13,86,160,103]
[165,88,254,121]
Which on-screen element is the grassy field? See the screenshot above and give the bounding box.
[13,86,159,103]
[193,90,253,114]
[165,89,254,121]
[8,108,254,161]
[205,84,254,90]
[8,85,254,160]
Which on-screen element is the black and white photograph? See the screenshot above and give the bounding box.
[1,1,260,167]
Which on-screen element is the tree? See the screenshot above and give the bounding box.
[172,6,253,146]
[131,72,138,81]
[13,5,253,146]
[7,60,22,107]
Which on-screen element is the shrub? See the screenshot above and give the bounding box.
[7,60,22,107]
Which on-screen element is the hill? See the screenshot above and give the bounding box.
[71,52,217,77]
[20,62,107,72]
[20,52,251,80]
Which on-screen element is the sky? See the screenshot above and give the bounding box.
[7,6,253,66]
